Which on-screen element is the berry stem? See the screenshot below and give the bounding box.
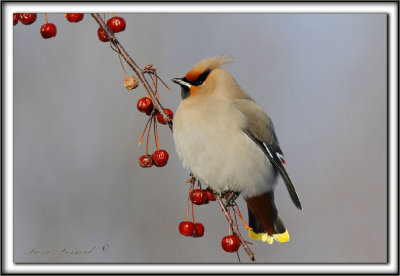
[191,194,195,223]
[156,74,173,92]
[145,116,153,155]
[186,186,191,221]
[153,116,160,151]
[150,73,161,103]
[155,73,160,102]
[186,177,196,185]
[116,46,129,78]
[187,182,194,222]
[138,115,152,146]
[228,207,232,236]
[45,13,48,24]
[150,74,156,89]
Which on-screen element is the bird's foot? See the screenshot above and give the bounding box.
[222,190,241,208]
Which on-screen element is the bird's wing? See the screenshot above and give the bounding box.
[233,99,302,210]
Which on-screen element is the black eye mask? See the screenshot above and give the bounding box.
[191,69,211,86]
[174,69,211,99]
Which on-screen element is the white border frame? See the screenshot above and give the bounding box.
[3,2,398,274]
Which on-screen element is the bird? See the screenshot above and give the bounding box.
[171,56,302,244]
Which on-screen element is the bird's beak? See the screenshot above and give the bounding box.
[172,78,191,88]
[172,78,191,99]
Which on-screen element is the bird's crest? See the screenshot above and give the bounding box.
[185,56,233,83]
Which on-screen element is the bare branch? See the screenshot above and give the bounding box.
[91,13,172,131]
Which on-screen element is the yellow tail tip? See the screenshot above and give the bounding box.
[248,230,260,240]
[248,230,290,244]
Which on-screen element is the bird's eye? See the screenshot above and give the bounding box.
[192,69,210,86]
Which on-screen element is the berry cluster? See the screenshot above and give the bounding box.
[134,63,173,168]
[97,15,126,42]
[15,13,37,25]
[93,16,172,169]
[178,179,213,239]
[190,187,216,205]
[137,96,173,168]
[178,178,247,253]
[179,221,205,238]
[13,13,84,39]
[14,13,172,167]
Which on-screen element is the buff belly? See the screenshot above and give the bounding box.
[173,99,276,198]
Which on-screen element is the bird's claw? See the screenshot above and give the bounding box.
[222,191,240,208]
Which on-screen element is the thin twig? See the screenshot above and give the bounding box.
[91,13,173,131]
[216,195,256,263]
[91,13,255,263]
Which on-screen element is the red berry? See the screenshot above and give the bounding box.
[137,97,153,115]
[221,235,240,253]
[107,16,126,33]
[19,13,37,25]
[193,222,205,238]
[179,221,195,237]
[139,155,153,168]
[190,189,206,205]
[205,188,216,201]
[97,27,109,42]
[156,109,173,124]
[152,150,169,167]
[40,23,57,39]
[65,13,84,23]
[13,13,19,26]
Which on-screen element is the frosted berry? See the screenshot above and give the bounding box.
[65,13,84,23]
[107,16,126,33]
[40,23,57,39]
[139,155,153,168]
[97,27,109,42]
[137,97,153,115]
[190,189,206,205]
[13,13,19,25]
[193,222,205,238]
[152,150,169,167]
[19,13,37,25]
[179,221,195,237]
[205,188,216,201]
[156,109,173,124]
[221,235,240,253]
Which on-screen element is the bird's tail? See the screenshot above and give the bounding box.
[244,191,290,244]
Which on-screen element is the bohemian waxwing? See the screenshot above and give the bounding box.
[172,56,302,244]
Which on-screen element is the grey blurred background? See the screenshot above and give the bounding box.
[13,13,387,263]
